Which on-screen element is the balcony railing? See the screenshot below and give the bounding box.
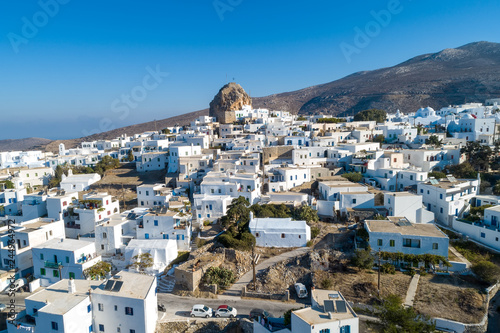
[66,223,81,229]
[44,261,62,269]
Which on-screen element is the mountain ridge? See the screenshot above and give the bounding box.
[5,41,500,153]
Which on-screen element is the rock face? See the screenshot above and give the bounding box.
[209,82,252,124]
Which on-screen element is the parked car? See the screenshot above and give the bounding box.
[215,305,237,318]
[190,304,213,318]
[294,283,308,299]
[249,308,270,321]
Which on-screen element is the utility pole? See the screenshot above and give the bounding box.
[377,248,381,297]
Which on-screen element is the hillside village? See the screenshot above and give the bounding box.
[2,84,500,332]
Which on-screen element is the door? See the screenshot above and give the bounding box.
[145,233,149,239]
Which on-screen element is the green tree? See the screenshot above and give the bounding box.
[127,150,134,162]
[0,180,15,189]
[353,109,387,123]
[49,164,68,188]
[351,249,374,270]
[83,261,112,280]
[427,171,446,180]
[317,117,346,124]
[341,172,363,183]
[472,260,500,284]
[425,135,443,147]
[295,205,319,224]
[494,181,500,195]
[127,253,154,273]
[378,294,436,333]
[460,141,492,172]
[444,162,477,179]
[372,134,385,144]
[95,156,120,176]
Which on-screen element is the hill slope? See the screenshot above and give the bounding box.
[253,41,500,116]
[0,138,53,152]
[11,41,500,153]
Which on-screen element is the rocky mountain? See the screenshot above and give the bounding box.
[209,82,252,124]
[253,41,500,116]
[8,41,500,153]
[0,137,53,152]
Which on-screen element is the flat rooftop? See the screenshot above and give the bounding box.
[27,279,101,315]
[294,289,356,325]
[92,270,155,299]
[34,238,95,251]
[365,220,447,238]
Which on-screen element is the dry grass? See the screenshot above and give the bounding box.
[314,269,412,305]
[413,274,486,323]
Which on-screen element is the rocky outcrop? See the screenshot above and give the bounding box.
[209,82,252,124]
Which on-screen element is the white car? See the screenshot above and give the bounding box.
[294,283,308,299]
[190,304,213,318]
[215,305,237,318]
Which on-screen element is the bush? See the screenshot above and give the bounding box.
[472,260,500,284]
[202,266,236,289]
[218,231,255,251]
[353,109,386,123]
[427,171,446,179]
[306,240,313,247]
[341,172,363,183]
[380,263,396,274]
[378,294,436,332]
[320,278,333,289]
[351,249,374,270]
[203,220,211,227]
[311,227,320,239]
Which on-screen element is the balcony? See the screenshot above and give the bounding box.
[66,223,81,229]
[44,261,62,269]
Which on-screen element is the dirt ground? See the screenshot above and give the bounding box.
[314,269,412,305]
[413,274,486,324]
[96,163,166,186]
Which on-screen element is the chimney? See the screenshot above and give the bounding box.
[249,211,254,221]
[68,278,76,294]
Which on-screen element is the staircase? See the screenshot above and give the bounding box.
[157,275,175,293]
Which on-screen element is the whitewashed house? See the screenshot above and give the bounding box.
[137,184,172,208]
[417,177,479,227]
[60,170,101,192]
[7,278,100,333]
[452,205,500,252]
[291,289,359,333]
[91,271,158,333]
[249,212,310,248]
[384,192,435,224]
[135,152,167,172]
[365,218,449,258]
[32,238,101,286]
[0,187,26,217]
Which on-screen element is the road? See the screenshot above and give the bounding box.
[487,290,500,333]
[157,293,303,321]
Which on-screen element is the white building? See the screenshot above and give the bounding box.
[365,218,449,258]
[91,271,158,333]
[32,238,101,286]
[417,177,479,227]
[137,184,172,208]
[384,192,435,224]
[291,289,359,333]
[135,152,167,172]
[249,212,310,248]
[60,171,101,192]
[7,278,100,333]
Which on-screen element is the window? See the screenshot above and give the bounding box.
[281,233,285,238]
[99,324,105,332]
[420,189,423,194]
[320,329,331,333]
[51,321,58,330]
[98,303,104,311]
[114,305,118,311]
[340,326,351,333]
[103,232,107,239]
[40,268,46,276]
[377,239,383,246]
[255,232,260,238]
[481,232,486,238]
[389,240,395,247]
[40,253,44,260]
[65,256,69,263]
[125,307,134,315]
[87,304,91,313]
[440,208,443,213]
[130,330,135,333]
[432,243,438,250]
[352,199,357,204]
[154,220,158,226]
[53,270,59,278]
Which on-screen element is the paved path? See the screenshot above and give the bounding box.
[404,273,420,307]
[449,245,472,267]
[223,247,310,296]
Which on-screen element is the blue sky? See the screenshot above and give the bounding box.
[1,0,499,140]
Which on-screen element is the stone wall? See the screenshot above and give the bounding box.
[262,146,294,165]
[174,253,224,291]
